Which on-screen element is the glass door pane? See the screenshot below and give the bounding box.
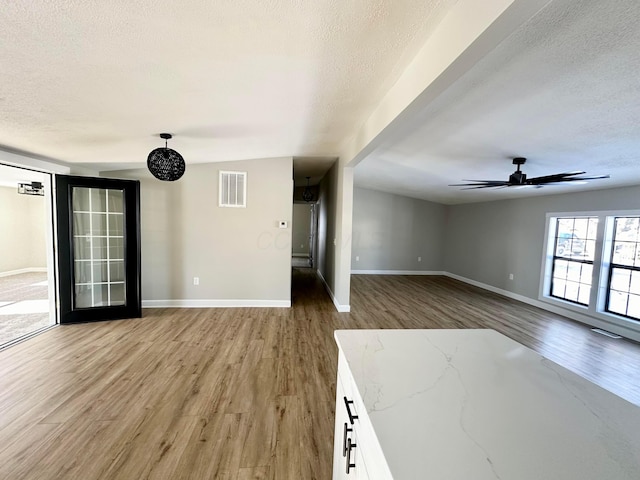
[72,187,126,308]
[56,174,140,324]
[0,164,56,347]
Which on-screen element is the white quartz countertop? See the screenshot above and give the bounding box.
[334,329,640,480]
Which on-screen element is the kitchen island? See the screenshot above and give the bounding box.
[333,329,640,479]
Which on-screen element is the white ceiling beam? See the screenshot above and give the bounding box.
[0,148,70,174]
[339,0,554,168]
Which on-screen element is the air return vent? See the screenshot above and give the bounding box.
[591,328,622,339]
[219,171,247,208]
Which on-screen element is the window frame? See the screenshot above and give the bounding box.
[548,216,598,306]
[540,210,640,330]
[604,217,640,320]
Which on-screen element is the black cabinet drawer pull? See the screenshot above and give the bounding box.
[343,422,353,457]
[343,396,359,425]
[346,438,356,474]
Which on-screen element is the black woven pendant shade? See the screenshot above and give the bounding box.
[147,133,186,181]
[302,176,314,202]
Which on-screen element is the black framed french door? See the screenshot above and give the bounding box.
[55,175,141,324]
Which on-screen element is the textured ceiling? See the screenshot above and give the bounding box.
[6,0,637,205]
[355,0,640,204]
[0,0,455,171]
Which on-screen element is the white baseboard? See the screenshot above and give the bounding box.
[142,299,291,308]
[351,270,445,275]
[0,267,47,278]
[316,270,350,313]
[443,272,640,343]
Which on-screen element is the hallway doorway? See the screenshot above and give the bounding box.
[0,164,56,347]
[292,203,316,269]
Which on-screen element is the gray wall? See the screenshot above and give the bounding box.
[317,161,337,290]
[352,184,640,302]
[110,157,293,303]
[444,185,640,299]
[0,186,47,273]
[351,188,446,271]
[351,184,640,337]
[292,203,312,256]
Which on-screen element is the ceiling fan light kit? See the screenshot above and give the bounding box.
[450,157,609,190]
[147,133,186,181]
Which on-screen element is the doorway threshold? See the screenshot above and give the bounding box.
[0,324,58,351]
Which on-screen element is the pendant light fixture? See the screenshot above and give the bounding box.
[302,176,314,202]
[147,133,186,181]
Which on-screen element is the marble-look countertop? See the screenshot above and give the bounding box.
[334,329,640,479]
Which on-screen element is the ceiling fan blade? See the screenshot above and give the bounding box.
[567,174,610,180]
[449,181,510,187]
[460,184,510,190]
[536,174,610,184]
[527,172,586,184]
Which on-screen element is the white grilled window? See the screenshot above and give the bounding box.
[219,171,247,207]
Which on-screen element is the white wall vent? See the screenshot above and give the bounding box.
[219,171,247,207]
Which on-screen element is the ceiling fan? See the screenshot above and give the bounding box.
[450,157,610,189]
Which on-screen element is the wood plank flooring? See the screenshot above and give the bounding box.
[0,272,51,346]
[0,269,639,479]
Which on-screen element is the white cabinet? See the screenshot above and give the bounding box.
[332,352,373,480]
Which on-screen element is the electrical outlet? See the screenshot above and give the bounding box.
[509,273,514,280]
[418,256,422,262]
[193,277,200,285]
[301,244,304,248]
[356,256,360,262]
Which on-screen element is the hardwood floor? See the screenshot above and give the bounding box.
[0,269,639,479]
[0,272,51,347]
